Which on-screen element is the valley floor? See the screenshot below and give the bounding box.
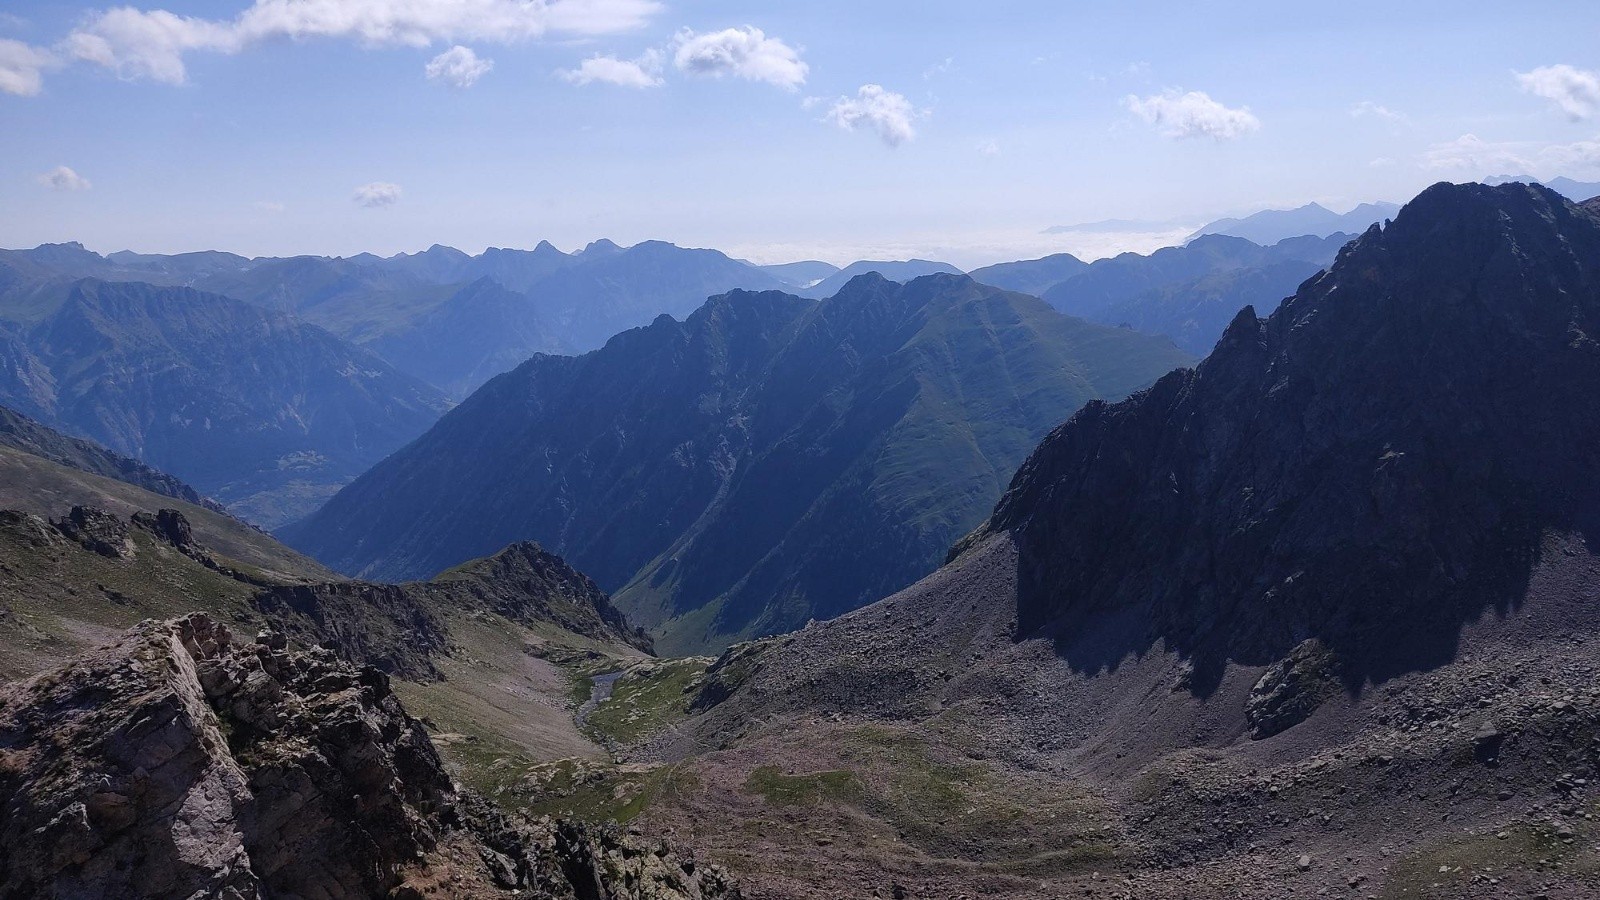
[473,533,1600,899]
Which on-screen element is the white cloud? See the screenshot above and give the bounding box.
[1369,156,1396,168]
[1350,100,1405,123]
[1420,133,1600,175]
[559,48,662,87]
[1124,89,1260,140]
[36,165,91,191]
[426,44,492,87]
[353,181,402,207]
[724,223,1201,271]
[254,200,286,212]
[65,0,661,85]
[976,139,1000,157]
[1421,134,1533,172]
[671,26,806,90]
[1516,64,1600,121]
[1427,132,1536,170]
[825,84,918,147]
[0,38,57,95]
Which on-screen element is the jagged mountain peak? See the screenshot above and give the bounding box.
[980,180,1600,690]
[579,238,624,255]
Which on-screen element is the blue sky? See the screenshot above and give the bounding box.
[2,1,1597,267]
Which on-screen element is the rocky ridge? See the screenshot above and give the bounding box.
[0,614,738,899]
[19,502,649,681]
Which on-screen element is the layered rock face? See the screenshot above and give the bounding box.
[0,615,738,899]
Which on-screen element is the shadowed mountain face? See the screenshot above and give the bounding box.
[285,273,1194,653]
[0,279,450,527]
[977,182,1600,690]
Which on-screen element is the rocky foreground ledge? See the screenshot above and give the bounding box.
[0,614,739,899]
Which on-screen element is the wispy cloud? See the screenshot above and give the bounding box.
[976,139,1000,158]
[61,0,660,86]
[1124,89,1260,140]
[353,182,402,208]
[254,200,285,212]
[1516,64,1600,121]
[1350,100,1406,123]
[826,84,918,147]
[0,38,57,96]
[36,165,90,191]
[426,45,492,88]
[1420,132,1600,174]
[672,26,806,90]
[559,48,662,87]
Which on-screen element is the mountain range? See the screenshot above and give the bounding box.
[283,272,1194,653]
[797,259,964,298]
[1191,200,1399,244]
[1024,231,1350,354]
[0,275,449,526]
[1486,174,1600,201]
[1186,176,1600,250]
[3,181,1600,898]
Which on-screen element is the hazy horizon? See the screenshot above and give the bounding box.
[4,1,1599,267]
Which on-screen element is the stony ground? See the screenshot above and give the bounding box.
[550,532,1600,899]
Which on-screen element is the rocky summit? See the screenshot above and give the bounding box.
[984,181,1600,687]
[0,614,739,900]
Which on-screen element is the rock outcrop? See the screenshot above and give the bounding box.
[0,614,738,899]
[16,503,649,682]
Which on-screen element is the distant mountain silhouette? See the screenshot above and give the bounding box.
[757,260,840,288]
[798,259,963,298]
[1191,201,1398,245]
[1035,232,1349,354]
[967,252,1088,296]
[1484,174,1600,202]
[3,239,788,397]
